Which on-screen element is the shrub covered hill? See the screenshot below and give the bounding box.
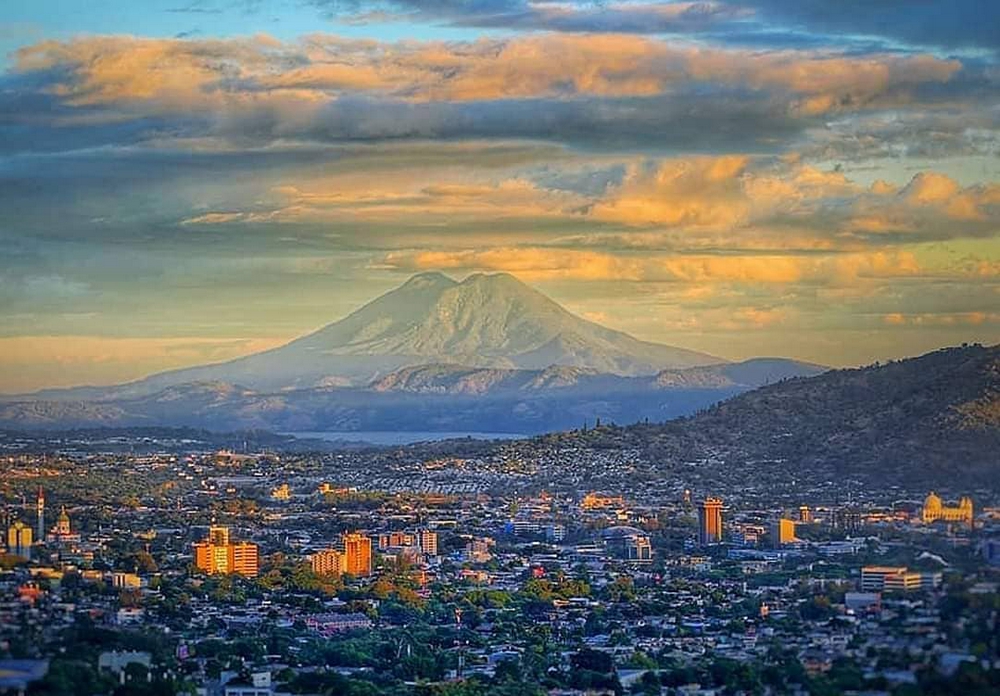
[539,344,1000,492]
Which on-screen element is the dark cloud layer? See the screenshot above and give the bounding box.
[318,0,1000,51]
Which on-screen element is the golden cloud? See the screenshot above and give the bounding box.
[381,246,924,286]
[882,312,1000,326]
[15,32,962,117]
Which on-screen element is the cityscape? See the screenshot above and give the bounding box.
[0,420,998,695]
[2,0,999,693]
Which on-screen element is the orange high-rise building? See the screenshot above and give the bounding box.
[698,498,724,545]
[193,525,259,577]
[311,548,344,576]
[343,532,372,576]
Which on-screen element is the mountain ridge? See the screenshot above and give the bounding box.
[556,343,1000,490]
[0,357,824,433]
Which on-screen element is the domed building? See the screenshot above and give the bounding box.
[921,492,973,528]
[47,505,81,543]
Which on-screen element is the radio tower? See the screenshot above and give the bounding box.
[36,486,45,542]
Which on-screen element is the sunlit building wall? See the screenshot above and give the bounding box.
[698,498,724,545]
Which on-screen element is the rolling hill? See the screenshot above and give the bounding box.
[561,344,1000,490]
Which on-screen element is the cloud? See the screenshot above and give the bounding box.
[587,155,1000,249]
[717,0,1000,52]
[315,0,1000,52]
[315,0,753,36]
[591,155,753,228]
[7,32,972,158]
[883,312,1000,326]
[20,33,959,107]
[379,245,925,286]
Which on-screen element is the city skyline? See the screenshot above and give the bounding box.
[1,0,998,393]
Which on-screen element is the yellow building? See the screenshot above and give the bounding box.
[6,520,33,558]
[193,525,259,577]
[771,518,799,548]
[343,532,372,576]
[921,492,973,527]
[311,549,344,576]
[698,498,724,545]
[271,484,291,501]
[582,492,625,511]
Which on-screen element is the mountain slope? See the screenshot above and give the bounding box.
[23,272,721,400]
[0,358,821,433]
[567,344,1000,490]
[368,359,824,395]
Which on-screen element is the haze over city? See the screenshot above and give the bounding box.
[2,0,998,394]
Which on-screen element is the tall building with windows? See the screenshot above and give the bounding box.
[417,529,438,556]
[921,492,973,528]
[698,498,724,545]
[7,520,33,559]
[343,532,372,576]
[36,487,45,542]
[310,548,344,576]
[208,525,230,546]
[193,526,259,577]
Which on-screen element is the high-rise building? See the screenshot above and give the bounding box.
[7,520,33,559]
[343,532,372,576]
[231,542,259,577]
[771,518,798,548]
[377,531,415,549]
[36,487,45,543]
[798,506,812,523]
[698,498,724,545]
[418,529,438,556]
[921,492,973,528]
[208,525,230,546]
[311,548,344,576]
[193,526,258,577]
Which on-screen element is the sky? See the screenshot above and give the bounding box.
[1,0,998,392]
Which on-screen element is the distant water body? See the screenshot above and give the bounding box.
[285,431,528,446]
